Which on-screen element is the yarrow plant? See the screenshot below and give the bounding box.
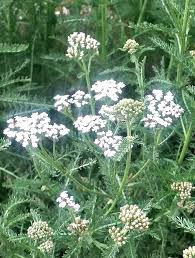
[56,191,80,212]
[27,221,54,240]
[91,79,126,101]
[74,115,106,133]
[2,6,193,255]
[109,226,128,247]
[3,112,69,148]
[123,38,139,54]
[143,90,184,128]
[119,204,150,230]
[109,204,149,247]
[171,181,194,208]
[38,240,54,254]
[183,246,195,258]
[66,32,100,60]
[54,90,91,111]
[94,130,123,158]
[67,216,90,236]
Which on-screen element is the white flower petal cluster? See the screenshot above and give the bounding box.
[55,6,70,16]
[54,91,91,111]
[68,216,89,235]
[74,115,106,133]
[38,240,54,253]
[99,105,116,121]
[123,39,139,54]
[3,112,69,148]
[109,226,127,247]
[69,90,91,107]
[119,204,150,230]
[94,130,122,158]
[56,191,80,212]
[183,246,195,258]
[91,79,126,101]
[66,32,100,60]
[143,90,184,128]
[27,221,54,240]
[54,95,70,112]
[171,181,193,207]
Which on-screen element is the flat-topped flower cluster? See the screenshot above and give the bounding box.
[66,32,100,60]
[143,90,184,128]
[54,90,91,112]
[109,204,149,247]
[3,112,69,148]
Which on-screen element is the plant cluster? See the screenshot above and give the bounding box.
[0,0,195,258]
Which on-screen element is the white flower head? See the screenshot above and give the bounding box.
[54,95,70,112]
[123,39,139,54]
[74,115,106,133]
[69,90,91,107]
[91,79,126,101]
[4,112,69,148]
[99,105,116,122]
[94,130,122,158]
[66,32,100,60]
[56,191,80,212]
[143,90,184,128]
[183,246,195,258]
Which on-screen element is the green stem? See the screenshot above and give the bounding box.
[177,123,192,165]
[29,30,37,95]
[137,0,148,28]
[81,60,95,115]
[131,159,150,180]
[152,129,161,161]
[176,0,192,86]
[105,123,132,216]
[99,0,108,62]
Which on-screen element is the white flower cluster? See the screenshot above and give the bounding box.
[109,204,149,248]
[55,6,70,16]
[94,130,122,158]
[123,39,139,54]
[171,181,193,207]
[91,80,126,101]
[3,112,69,148]
[56,191,80,212]
[99,105,116,121]
[119,204,150,230]
[66,32,100,60]
[38,240,54,253]
[183,246,195,258]
[74,115,106,133]
[143,90,184,128]
[109,226,128,247]
[54,95,70,112]
[54,91,91,112]
[67,216,89,235]
[69,90,91,107]
[27,221,54,240]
